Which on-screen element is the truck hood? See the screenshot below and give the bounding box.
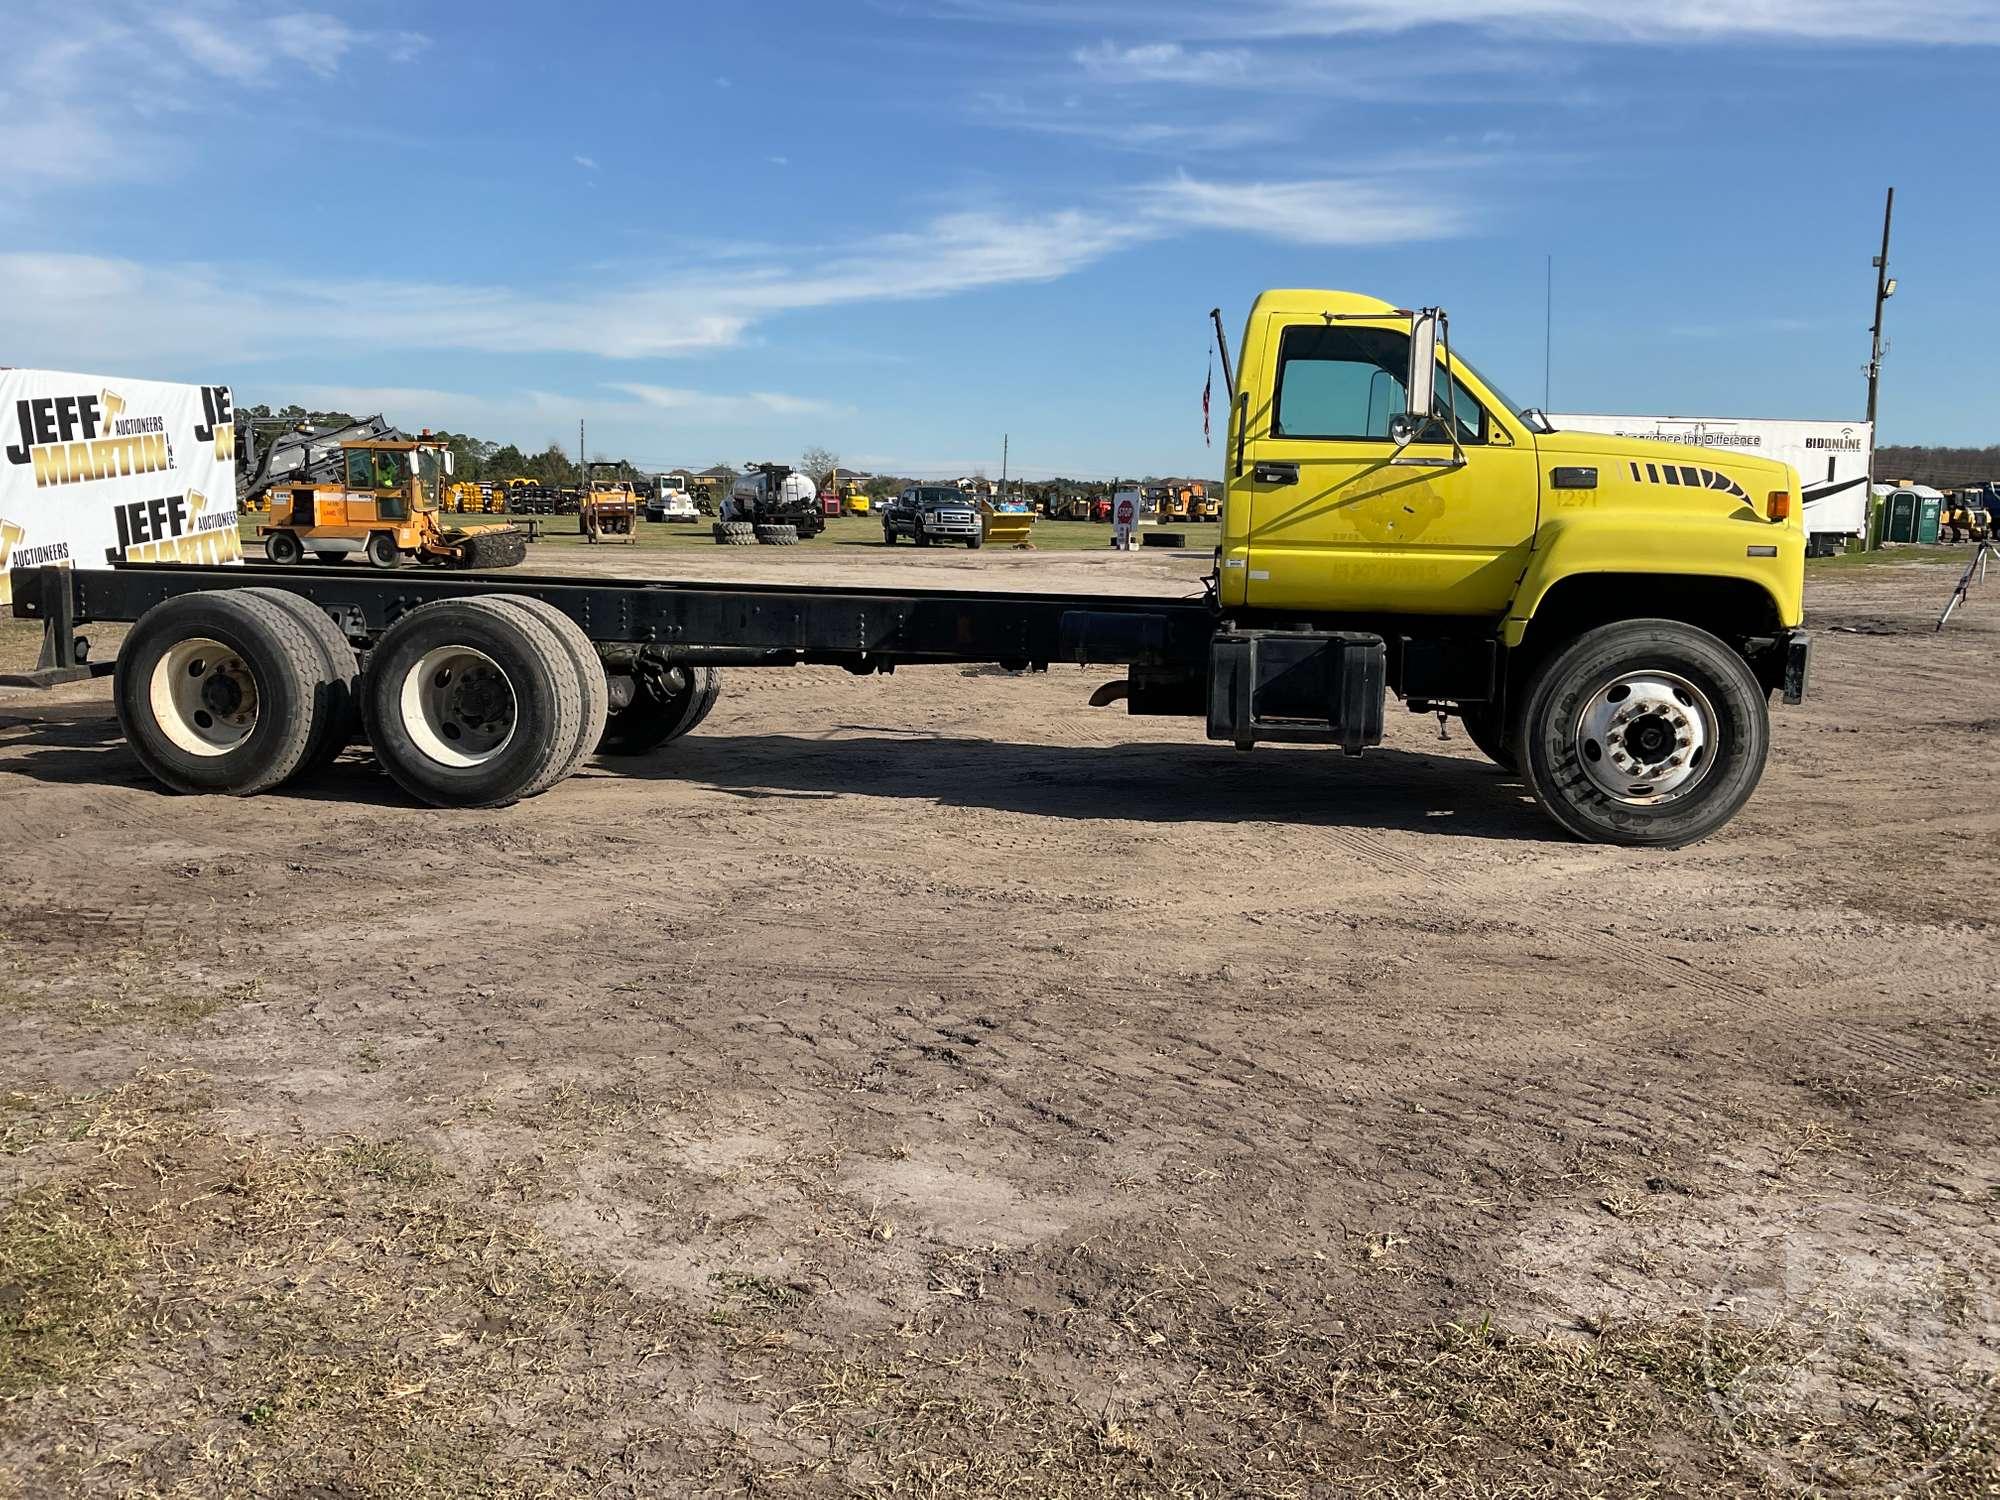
[1536,427,1798,498]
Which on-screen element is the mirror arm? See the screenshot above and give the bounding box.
[1209,307,1236,399]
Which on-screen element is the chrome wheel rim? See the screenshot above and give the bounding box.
[1574,670,1718,804]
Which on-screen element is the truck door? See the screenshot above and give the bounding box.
[1237,315,1539,618]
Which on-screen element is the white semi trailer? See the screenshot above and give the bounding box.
[1549,413,1871,554]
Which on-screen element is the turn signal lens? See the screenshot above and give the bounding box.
[1766,491,1793,521]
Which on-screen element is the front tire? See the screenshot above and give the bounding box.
[1518,619,1768,848]
[264,531,303,566]
[365,532,400,569]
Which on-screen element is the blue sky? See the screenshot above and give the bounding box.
[3,0,1992,478]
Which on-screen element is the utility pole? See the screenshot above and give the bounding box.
[578,418,585,478]
[1865,187,1896,432]
[1000,433,1008,502]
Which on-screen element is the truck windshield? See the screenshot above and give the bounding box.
[1452,355,1550,431]
[415,450,444,505]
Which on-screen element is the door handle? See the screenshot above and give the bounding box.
[1253,461,1299,486]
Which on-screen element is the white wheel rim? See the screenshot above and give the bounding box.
[398,645,517,768]
[1574,670,1718,805]
[149,637,259,757]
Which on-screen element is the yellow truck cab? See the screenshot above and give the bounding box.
[1212,290,1808,845]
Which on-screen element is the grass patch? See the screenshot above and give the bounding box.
[1807,543,1983,571]
[0,1185,137,1397]
[2,1082,1991,1496]
[0,938,258,1032]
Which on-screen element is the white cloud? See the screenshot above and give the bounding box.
[609,385,849,422]
[927,0,2000,44]
[0,156,1466,371]
[0,3,427,186]
[1134,172,1466,244]
[574,154,599,170]
[154,8,417,83]
[1074,40,1252,82]
[970,89,1282,151]
[0,201,1152,369]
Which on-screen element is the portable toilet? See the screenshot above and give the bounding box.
[1877,482,1944,544]
[1910,484,1944,544]
[1877,484,1916,543]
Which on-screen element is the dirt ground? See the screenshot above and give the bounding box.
[0,546,1994,1497]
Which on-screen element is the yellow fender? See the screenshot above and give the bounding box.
[1506,512,1804,647]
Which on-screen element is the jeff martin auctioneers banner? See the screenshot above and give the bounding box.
[0,369,243,608]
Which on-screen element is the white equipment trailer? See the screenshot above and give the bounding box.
[1549,413,1871,554]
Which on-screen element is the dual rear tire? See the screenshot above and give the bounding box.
[115,588,657,808]
[114,591,355,796]
[361,596,608,807]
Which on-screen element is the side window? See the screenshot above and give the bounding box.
[1272,323,1488,443]
[345,450,373,489]
[1434,370,1489,446]
[1273,324,1408,440]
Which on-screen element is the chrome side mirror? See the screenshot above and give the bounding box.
[1403,310,1440,447]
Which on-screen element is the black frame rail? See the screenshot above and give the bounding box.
[10,562,1220,676]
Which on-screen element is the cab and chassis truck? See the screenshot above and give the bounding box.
[8,291,1810,847]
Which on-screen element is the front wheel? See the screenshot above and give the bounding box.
[883,527,897,545]
[1519,619,1768,848]
[264,531,303,565]
[365,532,400,569]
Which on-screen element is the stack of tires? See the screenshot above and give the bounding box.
[713,521,756,546]
[753,525,798,546]
[113,590,719,807]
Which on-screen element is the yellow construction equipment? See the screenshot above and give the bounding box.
[982,502,1035,548]
[259,434,526,569]
[579,461,639,542]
